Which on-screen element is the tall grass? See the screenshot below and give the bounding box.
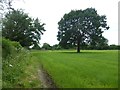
[2,38,41,88]
[0,39,2,89]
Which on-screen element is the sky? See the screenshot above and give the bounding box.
[12,0,119,46]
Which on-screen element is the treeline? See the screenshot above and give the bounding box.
[40,43,120,50]
[81,44,120,50]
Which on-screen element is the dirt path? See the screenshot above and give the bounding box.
[38,65,57,88]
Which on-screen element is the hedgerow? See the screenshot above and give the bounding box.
[2,38,30,87]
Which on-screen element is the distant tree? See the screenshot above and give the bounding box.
[109,44,118,50]
[57,8,109,53]
[2,9,46,49]
[42,43,52,50]
[52,44,61,50]
[118,45,120,50]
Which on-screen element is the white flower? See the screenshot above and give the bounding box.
[9,64,13,67]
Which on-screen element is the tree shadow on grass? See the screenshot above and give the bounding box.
[60,51,104,54]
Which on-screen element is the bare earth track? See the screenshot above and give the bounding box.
[38,65,57,88]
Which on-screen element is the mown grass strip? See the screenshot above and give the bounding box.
[31,50,118,88]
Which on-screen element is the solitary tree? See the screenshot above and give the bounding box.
[57,8,109,53]
[2,9,46,49]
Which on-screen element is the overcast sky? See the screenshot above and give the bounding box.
[12,0,119,46]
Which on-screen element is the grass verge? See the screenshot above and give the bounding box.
[2,49,41,88]
[2,38,41,88]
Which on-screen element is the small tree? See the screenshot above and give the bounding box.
[42,43,52,50]
[2,9,46,49]
[57,8,109,53]
[52,44,61,50]
[109,44,118,50]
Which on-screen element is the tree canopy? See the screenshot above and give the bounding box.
[57,8,109,53]
[2,9,46,49]
[42,43,52,50]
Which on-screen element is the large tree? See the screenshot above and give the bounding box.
[2,9,46,48]
[57,8,109,53]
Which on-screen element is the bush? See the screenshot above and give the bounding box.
[2,49,30,88]
[2,38,22,58]
[52,44,62,50]
[12,41,22,52]
[2,38,30,88]
[42,43,52,50]
[2,38,13,58]
[109,44,118,50]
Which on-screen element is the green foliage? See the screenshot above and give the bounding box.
[2,38,22,58]
[2,9,45,49]
[2,38,11,58]
[42,43,52,50]
[57,8,109,52]
[2,38,24,87]
[32,43,41,50]
[0,38,1,89]
[109,44,118,50]
[2,50,29,87]
[2,38,41,88]
[0,31,2,36]
[118,45,120,50]
[52,44,62,50]
[32,50,118,88]
[12,41,22,51]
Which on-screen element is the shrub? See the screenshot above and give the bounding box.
[2,38,13,58]
[2,38,30,88]
[2,49,30,88]
[11,41,22,52]
[2,38,22,58]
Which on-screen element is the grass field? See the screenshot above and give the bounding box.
[31,50,118,88]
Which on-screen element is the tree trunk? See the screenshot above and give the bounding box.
[77,39,80,53]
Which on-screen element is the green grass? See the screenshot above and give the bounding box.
[16,54,42,88]
[31,50,118,88]
[2,38,41,88]
[0,45,2,89]
[2,49,41,88]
